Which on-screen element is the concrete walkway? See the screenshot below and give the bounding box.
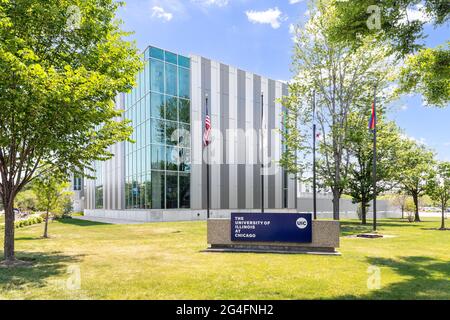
[72,215,144,225]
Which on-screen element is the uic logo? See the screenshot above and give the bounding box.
[296,217,308,229]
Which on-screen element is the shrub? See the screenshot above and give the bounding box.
[14,214,44,229]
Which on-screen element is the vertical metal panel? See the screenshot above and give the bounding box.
[252,75,261,209]
[220,64,229,209]
[237,69,246,209]
[228,67,238,209]
[274,82,283,208]
[201,57,212,209]
[210,60,221,209]
[268,79,276,209]
[190,55,203,210]
[245,73,254,208]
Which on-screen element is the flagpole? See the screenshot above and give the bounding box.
[261,92,265,214]
[372,85,377,232]
[312,90,317,220]
[206,94,210,219]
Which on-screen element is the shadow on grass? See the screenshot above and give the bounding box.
[0,251,83,294]
[340,219,427,236]
[338,256,450,299]
[56,218,110,227]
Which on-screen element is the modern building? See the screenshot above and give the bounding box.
[77,45,297,222]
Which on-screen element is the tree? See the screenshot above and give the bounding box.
[0,0,141,264]
[345,113,402,224]
[390,193,409,219]
[427,161,450,230]
[397,139,435,222]
[329,0,449,56]
[15,189,38,212]
[327,0,450,107]
[285,3,395,219]
[396,45,450,107]
[32,174,70,238]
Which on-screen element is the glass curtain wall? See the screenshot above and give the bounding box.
[124,46,191,210]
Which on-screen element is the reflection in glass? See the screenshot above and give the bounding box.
[166,146,178,171]
[178,68,190,99]
[151,171,165,209]
[151,93,164,119]
[179,99,190,123]
[151,118,165,144]
[165,63,177,96]
[166,172,178,209]
[165,121,178,146]
[151,144,165,170]
[179,174,190,208]
[150,59,164,93]
[166,96,178,121]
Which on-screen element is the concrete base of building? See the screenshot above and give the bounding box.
[84,208,300,223]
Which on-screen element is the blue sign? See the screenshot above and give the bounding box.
[231,213,312,243]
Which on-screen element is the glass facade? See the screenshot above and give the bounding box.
[124,46,191,209]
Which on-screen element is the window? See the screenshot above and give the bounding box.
[178,68,190,99]
[166,146,178,171]
[151,118,165,144]
[165,121,178,146]
[73,176,82,191]
[151,144,165,170]
[166,172,178,209]
[151,93,165,119]
[179,99,190,123]
[179,173,190,208]
[125,46,191,210]
[150,47,164,60]
[166,96,178,121]
[151,171,165,209]
[165,63,177,96]
[150,59,164,93]
[165,51,177,64]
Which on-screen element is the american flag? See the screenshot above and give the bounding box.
[203,101,211,147]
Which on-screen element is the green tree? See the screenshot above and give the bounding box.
[14,189,38,212]
[427,161,450,230]
[284,4,395,220]
[32,174,70,238]
[396,45,450,107]
[397,139,435,222]
[345,113,402,224]
[327,0,450,107]
[0,0,141,264]
[329,0,449,56]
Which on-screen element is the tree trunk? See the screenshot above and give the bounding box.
[413,194,421,222]
[43,210,49,238]
[401,205,404,219]
[441,207,445,230]
[3,201,15,262]
[332,190,340,220]
[361,201,367,225]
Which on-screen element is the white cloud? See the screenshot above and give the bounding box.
[289,0,303,4]
[245,7,285,29]
[191,0,229,7]
[151,6,173,21]
[400,104,408,111]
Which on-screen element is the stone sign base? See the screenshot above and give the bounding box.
[206,218,341,255]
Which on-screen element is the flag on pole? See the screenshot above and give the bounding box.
[368,102,376,131]
[203,102,211,147]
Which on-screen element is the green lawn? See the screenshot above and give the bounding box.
[0,216,449,300]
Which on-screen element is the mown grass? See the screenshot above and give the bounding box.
[0,216,449,300]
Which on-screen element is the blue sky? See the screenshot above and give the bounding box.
[117,0,450,161]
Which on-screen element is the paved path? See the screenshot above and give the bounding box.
[72,215,144,225]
